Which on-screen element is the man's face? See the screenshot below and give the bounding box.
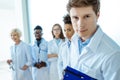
[70,6,99,41]
[64,24,74,40]
[34,29,42,40]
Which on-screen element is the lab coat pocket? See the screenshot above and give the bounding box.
[18,69,25,80]
[81,64,97,79]
[40,44,47,51]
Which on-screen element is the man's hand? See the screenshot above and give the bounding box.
[34,62,41,68]
[21,65,29,70]
[40,61,46,67]
[7,59,12,65]
[34,61,46,69]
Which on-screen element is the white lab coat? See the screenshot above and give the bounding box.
[10,41,32,80]
[48,38,63,80]
[31,38,49,80]
[58,38,71,80]
[70,27,120,80]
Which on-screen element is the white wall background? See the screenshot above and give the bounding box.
[0,0,16,61]
[99,0,120,45]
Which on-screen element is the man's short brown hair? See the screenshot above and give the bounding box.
[67,0,100,15]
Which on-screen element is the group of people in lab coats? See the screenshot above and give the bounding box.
[7,18,70,80]
[7,0,120,80]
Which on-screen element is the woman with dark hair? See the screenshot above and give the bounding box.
[58,14,74,80]
[48,23,65,80]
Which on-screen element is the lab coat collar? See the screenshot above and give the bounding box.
[71,33,79,43]
[13,40,22,46]
[87,27,104,53]
[34,38,44,46]
[71,26,105,54]
[53,38,63,46]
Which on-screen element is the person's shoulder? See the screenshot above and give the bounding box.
[61,38,65,42]
[10,45,14,49]
[28,42,34,46]
[102,33,120,50]
[21,41,27,45]
[48,39,54,43]
[96,32,120,59]
[61,41,67,47]
[41,38,48,43]
[71,33,79,41]
[20,41,30,47]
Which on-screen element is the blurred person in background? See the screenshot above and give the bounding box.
[58,14,74,80]
[31,25,49,80]
[7,28,32,80]
[48,23,65,80]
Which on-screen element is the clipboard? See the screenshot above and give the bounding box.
[63,66,97,80]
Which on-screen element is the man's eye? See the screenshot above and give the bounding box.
[85,15,90,18]
[74,16,78,20]
[72,16,78,21]
[64,30,66,32]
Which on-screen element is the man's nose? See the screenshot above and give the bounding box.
[77,19,85,28]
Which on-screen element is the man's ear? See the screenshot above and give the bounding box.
[96,11,100,22]
[97,11,100,19]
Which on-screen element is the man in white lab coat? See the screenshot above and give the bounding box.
[66,0,120,80]
[31,25,49,80]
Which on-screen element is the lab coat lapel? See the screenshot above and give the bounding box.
[66,44,70,66]
[70,37,79,68]
[53,39,58,48]
[11,45,16,62]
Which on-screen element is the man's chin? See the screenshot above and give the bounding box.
[36,38,41,41]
